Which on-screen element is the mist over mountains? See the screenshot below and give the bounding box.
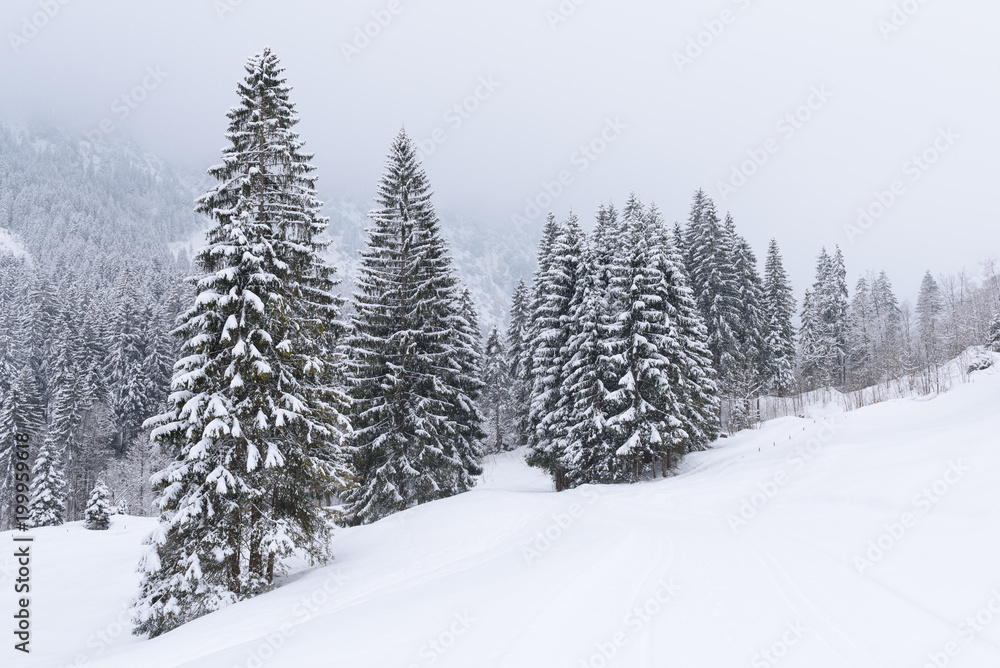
[1,123,537,331]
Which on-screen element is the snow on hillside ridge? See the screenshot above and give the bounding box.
[0,227,31,263]
[757,345,994,423]
[6,354,1000,667]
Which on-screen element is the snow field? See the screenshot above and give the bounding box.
[5,356,1000,667]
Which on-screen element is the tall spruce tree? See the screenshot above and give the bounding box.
[505,279,532,448]
[142,301,176,418]
[761,239,796,395]
[526,212,586,490]
[726,215,767,430]
[524,213,561,448]
[27,312,79,527]
[481,327,513,452]
[799,247,850,389]
[828,247,851,385]
[650,210,720,458]
[916,271,943,364]
[0,365,45,530]
[798,288,821,388]
[28,272,58,411]
[28,435,67,527]
[344,128,483,525]
[106,270,152,456]
[683,191,742,388]
[847,277,875,388]
[28,346,79,527]
[561,204,621,485]
[989,312,1000,353]
[562,198,719,484]
[603,200,685,482]
[134,49,351,637]
[60,284,107,523]
[453,288,487,472]
[871,271,903,382]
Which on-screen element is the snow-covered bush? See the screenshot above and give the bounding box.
[966,350,994,373]
[85,481,113,530]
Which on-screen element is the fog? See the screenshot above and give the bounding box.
[2,0,998,299]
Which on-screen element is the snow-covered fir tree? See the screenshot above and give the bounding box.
[28,384,75,527]
[523,196,719,486]
[683,191,742,391]
[603,200,685,481]
[481,327,513,452]
[846,270,903,389]
[134,49,352,637]
[106,270,155,456]
[870,271,903,382]
[28,272,58,409]
[505,278,532,448]
[141,300,177,419]
[344,128,483,525]
[725,215,768,430]
[761,239,796,395]
[526,211,586,490]
[523,213,562,449]
[848,277,875,388]
[46,289,108,522]
[650,211,720,458]
[828,248,851,384]
[560,203,622,485]
[916,270,943,364]
[0,364,45,530]
[799,247,850,389]
[84,480,112,530]
[453,288,487,471]
[989,312,1000,353]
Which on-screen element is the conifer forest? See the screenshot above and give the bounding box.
[2,3,999,667]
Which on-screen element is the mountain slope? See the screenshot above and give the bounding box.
[0,124,204,276]
[6,356,1000,668]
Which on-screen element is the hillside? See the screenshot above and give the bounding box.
[6,355,999,667]
[0,124,204,276]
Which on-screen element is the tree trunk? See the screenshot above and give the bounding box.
[227,508,243,595]
[248,503,262,581]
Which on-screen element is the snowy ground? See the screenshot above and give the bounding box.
[5,356,1000,667]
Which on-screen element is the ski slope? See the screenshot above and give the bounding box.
[6,355,1000,668]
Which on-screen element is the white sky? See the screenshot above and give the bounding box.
[1,0,998,301]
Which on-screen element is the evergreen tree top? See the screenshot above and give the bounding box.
[622,192,645,224]
[372,128,440,227]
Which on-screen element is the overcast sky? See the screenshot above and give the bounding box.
[1,0,998,301]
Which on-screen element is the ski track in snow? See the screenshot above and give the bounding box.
[5,357,1000,667]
